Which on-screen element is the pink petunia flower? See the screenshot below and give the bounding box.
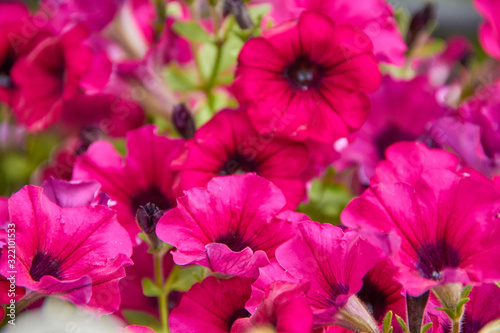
[233,11,382,143]
[0,1,52,105]
[341,142,500,296]
[432,82,500,177]
[171,108,309,208]
[474,0,500,60]
[156,174,302,278]
[0,185,133,314]
[11,24,93,131]
[260,0,406,65]
[461,284,500,333]
[335,75,447,184]
[119,325,155,333]
[274,221,380,329]
[73,125,183,241]
[169,276,252,333]
[232,281,313,333]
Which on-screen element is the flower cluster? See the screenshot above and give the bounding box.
[1,0,500,332]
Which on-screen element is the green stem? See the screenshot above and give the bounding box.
[154,0,168,39]
[154,252,168,333]
[452,319,460,333]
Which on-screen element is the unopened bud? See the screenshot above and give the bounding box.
[172,104,196,139]
[406,3,435,48]
[223,0,253,30]
[136,202,164,235]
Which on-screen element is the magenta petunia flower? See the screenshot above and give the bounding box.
[73,125,183,240]
[156,174,302,278]
[120,325,155,333]
[461,284,500,333]
[11,24,93,131]
[41,178,103,208]
[335,75,447,183]
[169,276,252,333]
[0,186,133,314]
[432,82,500,177]
[232,281,313,333]
[171,108,309,208]
[233,11,382,143]
[474,0,500,59]
[259,0,406,65]
[274,221,380,328]
[59,93,145,138]
[342,142,500,296]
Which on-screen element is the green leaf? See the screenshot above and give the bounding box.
[421,322,433,333]
[247,3,271,24]
[218,33,244,73]
[436,306,456,320]
[297,171,353,224]
[142,278,164,297]
[164,65,198,91]
[395,315,410,333]
[197,42,218,81]
[461,285,473,299]
[169,265,206,292]
[456,298,470,316]
[496,282,500,288]
[173,21,211,43]
[383,311,393,333]
[122,310,161,331]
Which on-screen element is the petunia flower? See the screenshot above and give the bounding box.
[461,284,500,333]
[257,0,406,65]
[156,174,302,278]
[274,221,381,331]
[0,1,52,105]
[432,82,500,177]
[232,281,313,333]
[0,185,133,314]
[335,75,447,184]
[171,108,309,208]
[474,0,500,60]
[73,125,183,241]
[341,142,500,297]
[233,10,381,143]
[11,24,93,131]
[169,276,252,333]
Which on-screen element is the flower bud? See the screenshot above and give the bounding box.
[172,104,196,139]
[406,3,435,48]
[223,0,253,30]
[136,202,164,235]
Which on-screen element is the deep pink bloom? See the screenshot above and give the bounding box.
[432,82,500,177]
[461,284,500,333]
[335,75,447,183]
[73,125,183,241]
[342,142,500,296]
[274,221,380,326]
[171,108,309,208]
[474,0,500,59]
[169,276,252,333]
[0,1,52,105]
[232,281,313,333]
[233,11,381,143]
[261,0,406,65]
[0,186,133,314]
[59,93,145,137]
[11,25,92,131]
[156,174,302,278]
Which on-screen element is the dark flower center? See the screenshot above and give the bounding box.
[214,230,251,252]
[219,153,257,176]
[285,57,322,90]
[227,308,251,331]
[0,52,15,88]
[356,277,388,321]
[130,186,172,215]
[374,124,416,159]
[30,252,62,282]
[415,240,461,281]
[460,313,483,333]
